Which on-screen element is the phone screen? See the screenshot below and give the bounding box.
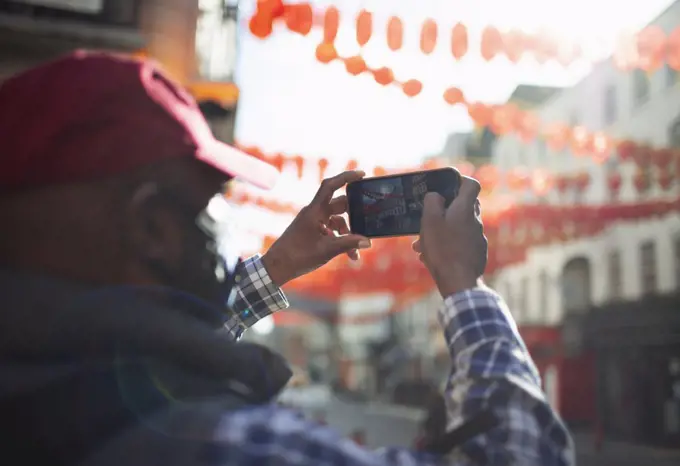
[347,168,461,238]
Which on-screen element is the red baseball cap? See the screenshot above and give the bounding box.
[0,50,279,192]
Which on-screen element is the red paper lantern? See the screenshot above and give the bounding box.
[481,26,503,61]
[467,102,493,127]
[570,126,592,156]
[420,19,438,55]
[293,155,305,179]
[503,29,526,63]
[373,67,394,86]
[257,0,284,17]
[402,80,423,97]
[443,87,465,105]
[323,6,340,43]
[533,30,558,64]
[633,168,650,193]
[387,16,403,51]
[490,104,517,136]
[345,56,367,75]
[651,148,673,169]
[516,111,540,143]
[451,23,468,60]
[318,158,329,181]
[270,153,284,171]
[249,14,273,39]
[575,172,590,190]
[506,168,530,192]
[346,160,359,171]
[555,175,571,194]
[591,132,613,164]
[617,140,637,162]
[475,165,500,191]
[545,123,570,151]
[316,43,337,63]
[659,169,674,190]
[632,144,652,167]
[636,26,666,72]
[356,10,372,47]
[607,172,622,194]
[531,169,555,195]
[284,3,313,36]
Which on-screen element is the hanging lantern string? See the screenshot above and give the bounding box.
[250,1,680,71]
[251,4,677,162]
[231,141,680,216]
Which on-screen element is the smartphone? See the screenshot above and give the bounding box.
[347,167,461,238]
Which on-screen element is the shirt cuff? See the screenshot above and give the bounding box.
[232,254,289,329]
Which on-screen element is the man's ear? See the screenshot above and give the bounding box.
[122,183,184,268]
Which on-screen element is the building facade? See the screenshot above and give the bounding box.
[488,1,680,447]
[0,0,239,139]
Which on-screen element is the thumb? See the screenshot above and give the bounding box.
[323,234,371,259]
[422,192,446,230]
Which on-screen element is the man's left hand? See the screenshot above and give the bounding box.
[262,171,372,287]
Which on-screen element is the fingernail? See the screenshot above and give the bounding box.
[358,239,371,249]
[357,170,366,177]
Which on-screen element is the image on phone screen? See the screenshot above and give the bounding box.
[348,168,460,238]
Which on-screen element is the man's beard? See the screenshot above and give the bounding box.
[143,240,230,325]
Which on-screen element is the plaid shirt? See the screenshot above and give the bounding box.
[216,256,575,465]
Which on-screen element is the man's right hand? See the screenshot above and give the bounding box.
[414,176,487,298]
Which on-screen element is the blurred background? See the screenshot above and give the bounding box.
[2,0,680,463]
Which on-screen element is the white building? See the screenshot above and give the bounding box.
[492,0,680,327]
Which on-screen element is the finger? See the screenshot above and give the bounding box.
[422,192,446,224]
[328,215,351,236]
[328,195,348,216]
[412,238,422,253]
[329,215,359,259]
[322,234,371,260]
[312,170,365,205]
[455,175,482,205]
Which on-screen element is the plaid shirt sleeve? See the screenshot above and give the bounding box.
[438,288,574,465]
[224,254,289,340]
[205,286,574,465]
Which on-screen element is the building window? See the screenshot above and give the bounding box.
[562,257,591,314]
[196,0,239,82]
[670,119,680,149]
[675,237,680,290]
[666,64,677,88]
[632,70,650,107]
[640,241,657,295]
[604,84,617,125]
[518,276,529,322]
[608,250,622,300]
[538,271,549,321]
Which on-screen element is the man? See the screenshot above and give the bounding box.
[0,52,574,465]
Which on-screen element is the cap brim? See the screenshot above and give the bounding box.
[196,139,279,190]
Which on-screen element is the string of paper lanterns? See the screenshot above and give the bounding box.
[227,142,679,220]
[250,1,680,71]
[255,194,680,301]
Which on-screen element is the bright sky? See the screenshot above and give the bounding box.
[229,0,676,241]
